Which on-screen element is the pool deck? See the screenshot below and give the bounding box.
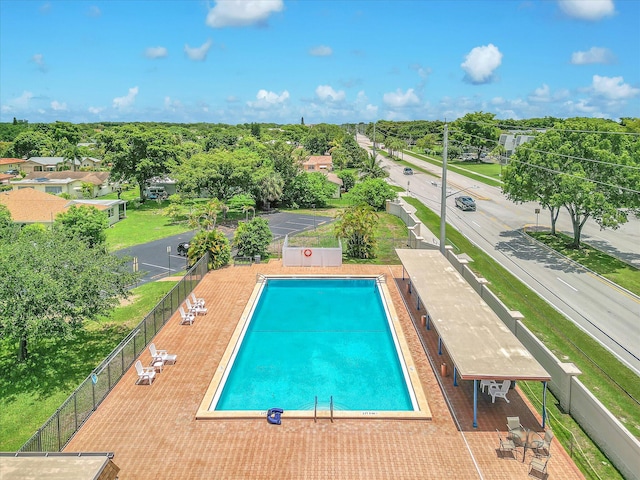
[64,261,585,479]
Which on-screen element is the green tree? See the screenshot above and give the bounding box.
[348,178,397,210]
[10,130,53,158]
[451,112,499,160]
[188,229,231,270]
[334,204,379,259]
[359,152,388,180]
[174,149,259,200]
[0,227,137,361]
[254,171,284,210]
[386,137,405,160]
[336,170,356,192]
[232,217,273,258]
[503,118,640,247]
[188,198,225,231]
[283,172,335,208]
[54,205,109,248]
[99,126,183,201]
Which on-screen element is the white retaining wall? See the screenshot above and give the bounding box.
[387,196,640,480]
[281,236,342,267]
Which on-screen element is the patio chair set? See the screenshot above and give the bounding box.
[479,379,511,403]
[134,343,178,385]
[496,416,554,478]
[179,293,207,325]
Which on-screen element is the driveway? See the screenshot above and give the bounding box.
[116,212,334,285]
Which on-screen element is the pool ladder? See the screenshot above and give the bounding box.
[314,396,334,423]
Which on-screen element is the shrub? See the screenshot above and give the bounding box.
[189,229,231,269]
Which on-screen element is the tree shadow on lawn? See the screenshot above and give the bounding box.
[495,230,585,274]
[0,323,130,404]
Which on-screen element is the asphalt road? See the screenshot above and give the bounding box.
[359,135,640,375]
[116,212,334,285]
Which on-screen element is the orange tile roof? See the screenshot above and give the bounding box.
[0,188,70,223]
[0,158,25,165]
[304,155,333,166]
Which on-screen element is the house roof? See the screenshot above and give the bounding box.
[22,171,110,185]
[0,188,117,223]
[325,172,343,186]
[24,157,80,166]
[303,155,332,166]
[0,158,25,165]
[0,188,70,223]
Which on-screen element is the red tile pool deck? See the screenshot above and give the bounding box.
[64,262,585,479]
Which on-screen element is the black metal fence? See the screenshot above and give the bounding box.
[18,254,209,452]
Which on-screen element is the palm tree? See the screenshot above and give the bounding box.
[359,152,387,180]
[258,173,284,210]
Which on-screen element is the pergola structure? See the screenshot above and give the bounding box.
[396,249,551,428]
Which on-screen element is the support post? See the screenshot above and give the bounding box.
[542,381,548,428]
[438,337,442,355]
[453,366,458,386]
[473,379,478,428]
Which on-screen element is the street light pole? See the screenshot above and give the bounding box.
[439,124,448,255]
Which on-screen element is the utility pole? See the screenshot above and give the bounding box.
[440,124,448,255]
[372,122,376,157]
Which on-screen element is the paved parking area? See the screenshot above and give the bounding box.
[117,212,334,284]
[64,261,584,479]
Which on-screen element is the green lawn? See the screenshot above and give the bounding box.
[528,231,640,296]
[404,196,633,480]
[106,201,193,251]
[0,281,177,451]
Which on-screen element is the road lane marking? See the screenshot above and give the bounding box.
[472,221,481,228]
[557,277,578,292]
[141,262,171,270]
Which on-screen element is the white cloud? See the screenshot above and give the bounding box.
[461,43,503,84]
[113,86,139,110]
[591,75,640,100]
[558,0,615,20]
[315,85,345,102]
[87,5,101,17]
[309,45,332,57]
[529,84,551,102]
[247,89,290,109]
[88,106,104,114]
[164,96,183,111]
[145,46,168,59]
[12,91,34,109]
[206,0,283,28]
[383,88,420,108]
[184,40,212,61]
[32,53,48,72]
[571,47,615,64]
[51,100,67,111]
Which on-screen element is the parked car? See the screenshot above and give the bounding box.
[177,242,190,256]
[5,169,19,175]
[403,167,414,175]
[455,196,476,211]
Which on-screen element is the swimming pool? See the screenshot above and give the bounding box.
[197,275,431,420]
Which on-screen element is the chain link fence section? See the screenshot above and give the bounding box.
[19,254,209,453]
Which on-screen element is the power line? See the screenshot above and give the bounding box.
[455,118,640,137]
[448,127,640,172]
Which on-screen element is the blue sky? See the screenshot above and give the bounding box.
[1,0,638,124]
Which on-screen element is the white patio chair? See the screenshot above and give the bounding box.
[179,306,195,325]
[480,379,497,393]
[134,360,156,385]
[496,429,519,460]
[488,379,511,403]
[190,292,205,308]
[149,343,177,365]
[186,297,207,316]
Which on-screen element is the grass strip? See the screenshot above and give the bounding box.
[528,231,640,296]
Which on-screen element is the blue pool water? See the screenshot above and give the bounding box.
[213,278,414,411]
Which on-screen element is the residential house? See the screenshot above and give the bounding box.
[0,187,125,226]
[325,172,343,199]
[302,155,333,172]
[0,157,26,174]
[20,157,81,173]
[11,171,113,198]
[80,157,102,170]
